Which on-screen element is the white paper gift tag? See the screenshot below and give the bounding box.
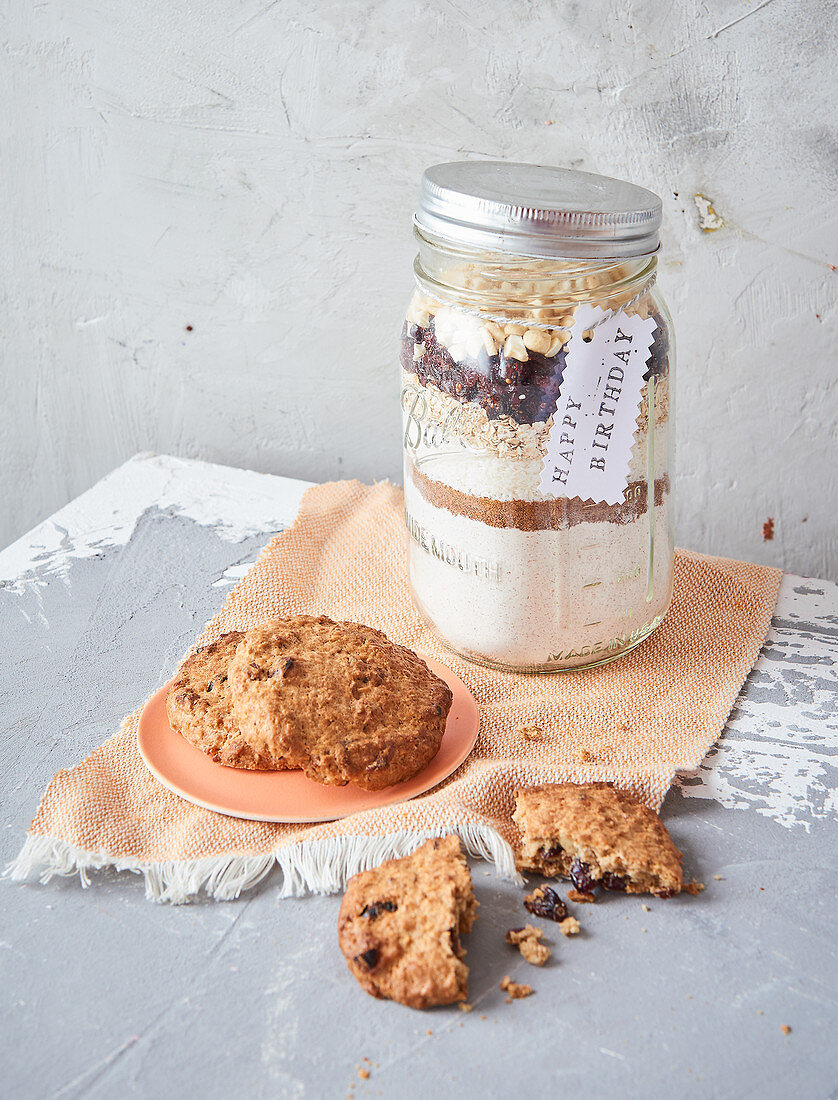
[539,304,657,505]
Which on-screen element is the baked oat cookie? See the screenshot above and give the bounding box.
[513,782,683,898]
[166,633,293,770]
[228,616,452,789]
[338,835,477,1009]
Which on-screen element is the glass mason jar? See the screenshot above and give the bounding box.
[399,162,675,672]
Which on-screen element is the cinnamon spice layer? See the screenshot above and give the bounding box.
[409,461,670,532]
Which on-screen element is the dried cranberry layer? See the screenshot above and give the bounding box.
[401,311,669,427]
[401,319,567,426]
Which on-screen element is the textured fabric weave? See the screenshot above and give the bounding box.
[16,480,781,896]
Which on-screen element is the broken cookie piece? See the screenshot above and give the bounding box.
[505,925,550,966]
[513,782,683,898]
[523,885,567,922]
[500,975,533,1001]
[559,916,580,936]
[337,835,477,1009]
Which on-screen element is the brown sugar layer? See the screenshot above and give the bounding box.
[409,461,670,533]
[514,782,683,898]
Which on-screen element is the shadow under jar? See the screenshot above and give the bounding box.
[400,161,675,672]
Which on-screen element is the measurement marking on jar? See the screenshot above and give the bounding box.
[583,580,602,588]
[584,621,602,627]
[581,545,598,551]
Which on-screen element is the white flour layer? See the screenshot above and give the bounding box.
[404,478,673,670]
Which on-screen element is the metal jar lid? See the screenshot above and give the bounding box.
[414,161,662,260]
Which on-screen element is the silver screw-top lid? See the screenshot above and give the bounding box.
[415,161,662,259]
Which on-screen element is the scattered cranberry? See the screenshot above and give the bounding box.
[524,886,568,922]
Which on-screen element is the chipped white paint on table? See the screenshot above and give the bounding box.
[1,455,836,1098]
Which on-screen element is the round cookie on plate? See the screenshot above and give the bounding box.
[166,632,294,770]
[227,615,452,790]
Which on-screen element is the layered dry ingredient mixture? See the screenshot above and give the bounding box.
[400,259,673,671]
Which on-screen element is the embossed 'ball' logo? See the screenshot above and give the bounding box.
[400,385,465,454]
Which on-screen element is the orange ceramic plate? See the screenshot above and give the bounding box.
[137,658,480,823]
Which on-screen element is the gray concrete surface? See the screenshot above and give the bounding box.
[2,460,837,1098]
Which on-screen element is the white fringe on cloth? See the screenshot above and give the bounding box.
[4,825,521,905]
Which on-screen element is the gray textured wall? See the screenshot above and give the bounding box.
[3,0,837,576]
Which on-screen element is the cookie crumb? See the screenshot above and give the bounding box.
[713,874,724,881]
[642,903,651,912]
[518,724,544,741]
[358,1067,370,1080]
[559,916,580,936]
[524,885,567,922]
[781,1024,791,1036]
[480,1014,487,1020]
[500,974,533,1001]
[568,889,596,904]
[763,517,775,541]
[505,925,551,966]
[459,1003,473,1012]
[684,880,705,895]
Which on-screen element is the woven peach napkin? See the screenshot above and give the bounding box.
[7,480,781,903]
